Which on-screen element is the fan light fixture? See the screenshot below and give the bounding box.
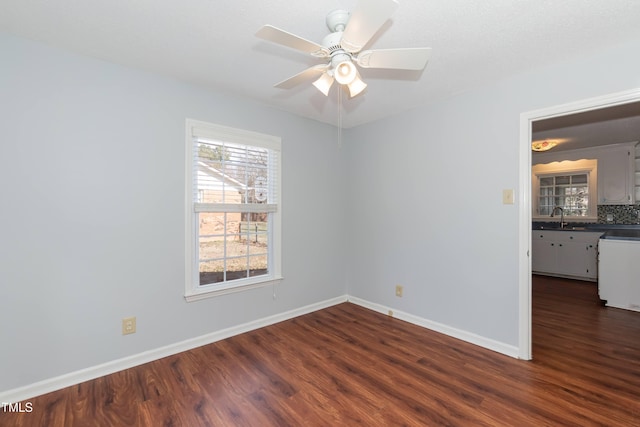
[347,73,367,97]
[532,140,558,152]
[334,61,357,85]
[313,73,334,96]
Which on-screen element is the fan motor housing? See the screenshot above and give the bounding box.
[322,31,345,53]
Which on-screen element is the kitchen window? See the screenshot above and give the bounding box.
[538,173,589,216]
[185,119,282,301]
[532,159,597,219]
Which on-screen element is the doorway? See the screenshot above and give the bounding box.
[518,88,640,360]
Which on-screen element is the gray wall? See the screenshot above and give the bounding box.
[0,33,346,392]
[344,37,640,346]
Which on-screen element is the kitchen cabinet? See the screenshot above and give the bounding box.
[599,238,640,312]
[598,144,635,205]
[635,157,640,202]
[531,230,603,281]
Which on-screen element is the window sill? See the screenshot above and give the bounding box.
[184,276,284,302]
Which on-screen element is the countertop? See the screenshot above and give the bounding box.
[600,229,640,241]
[532,222,640,240]
[533,222,640,230]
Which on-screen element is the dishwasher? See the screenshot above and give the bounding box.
[598,229,640,312]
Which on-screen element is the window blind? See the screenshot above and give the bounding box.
[190,122,280,212]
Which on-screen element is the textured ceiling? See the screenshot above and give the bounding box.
[2,0,640,135]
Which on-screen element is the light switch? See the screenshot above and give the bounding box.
[502,189,514,205]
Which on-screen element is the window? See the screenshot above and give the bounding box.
[185,119,281,301]
[538,173,589,216]
[532,159,597,219]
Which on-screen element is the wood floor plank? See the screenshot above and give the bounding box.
[2,275,640,426]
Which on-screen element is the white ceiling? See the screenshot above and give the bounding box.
[2,0,640,139]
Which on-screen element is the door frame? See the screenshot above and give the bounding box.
[518,87,640,360]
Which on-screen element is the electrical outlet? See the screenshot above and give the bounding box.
[122,317,136,335]
[395,285,403,297]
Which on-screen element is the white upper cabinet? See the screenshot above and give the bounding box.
[635,156,640,202]
[597,144,635,204]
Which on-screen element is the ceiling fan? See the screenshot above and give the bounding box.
[256,0,431,98]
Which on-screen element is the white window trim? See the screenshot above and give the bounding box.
[532,159,598,221]
[184,119,282,302]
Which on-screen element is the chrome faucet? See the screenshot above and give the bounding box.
[550,206,565,229]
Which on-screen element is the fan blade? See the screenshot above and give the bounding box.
[256,25,329,57]
[357,48,432,70]
[340,0,399,53]
[274,64,329,89]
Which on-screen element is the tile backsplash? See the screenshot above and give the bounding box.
[598,204,640,224]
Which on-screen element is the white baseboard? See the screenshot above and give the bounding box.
[2,294,520,403]
[0,295,348,404]
[348,296,520,359]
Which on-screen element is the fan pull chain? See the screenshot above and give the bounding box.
[338,86,343,148]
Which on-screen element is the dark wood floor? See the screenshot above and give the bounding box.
[3,276,640,426]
